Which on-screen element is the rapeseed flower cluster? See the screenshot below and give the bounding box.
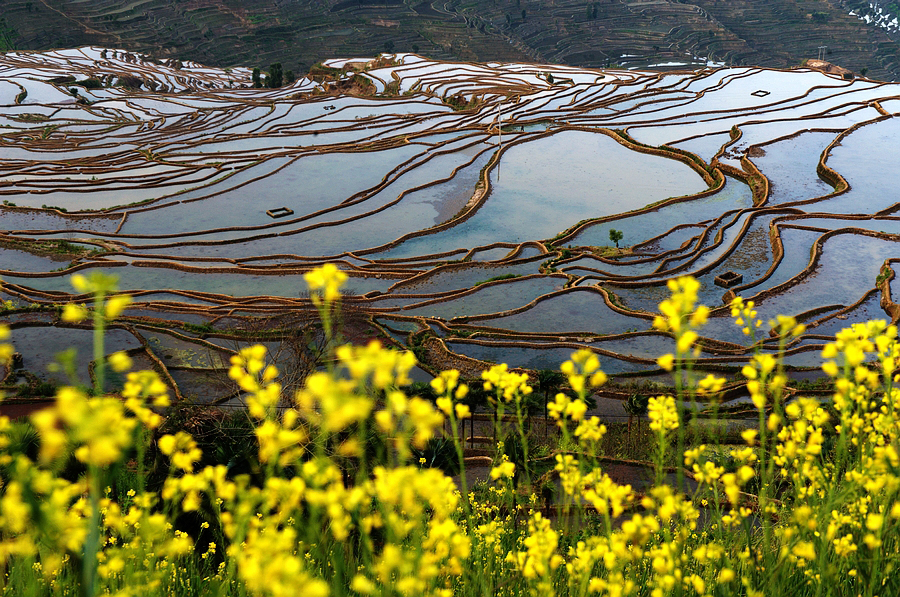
[653,276,708,371]
[1,269,900,597]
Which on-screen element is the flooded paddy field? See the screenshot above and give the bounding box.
[2,47,900,412]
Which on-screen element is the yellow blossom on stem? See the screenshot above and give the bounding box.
[158,431,202,472]
[108,351,132,373]
[104,294,132,320]
[561,349,607,398]
[731,296,762,338]
[657,353,675,372]
[61,303,88,323]
[337,341,416,389]
[648,395,679,432]
[697,373,726,397]
[31,387,139,467]
[574,416,607,443]
[507,513,564,588]
[229,345,283,419]
[304,263,347,303]
[490,455,516,480]
[296,372,372,432]
[0,323,11,365]
[548,392,588,425]
[653,276,701,335]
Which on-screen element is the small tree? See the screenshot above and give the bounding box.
[624,393,650,452]
[609,228,624,248]
[535,369,565,436]
[251,67,262,88]
[284,70,296,85]
[624,393,650,432]
[265,63,283,88]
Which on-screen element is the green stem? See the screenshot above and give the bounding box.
[447,409,472,524]
[514,397,531,488]
[92,290,105,395]
[757,388,771,590]
[82,466,101,597]
[655,429,666,487]
[674,353,685,494]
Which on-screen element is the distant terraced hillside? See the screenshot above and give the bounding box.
[1,0,899,79]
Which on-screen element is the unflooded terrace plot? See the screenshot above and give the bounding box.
[2,46,900,408]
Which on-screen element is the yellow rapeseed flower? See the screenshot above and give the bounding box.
[490,456,515,480]
[648,395,679,432]
[304,263,347,303]
[61,303,88,323]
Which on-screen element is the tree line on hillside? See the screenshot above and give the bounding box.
[252,63,296,88]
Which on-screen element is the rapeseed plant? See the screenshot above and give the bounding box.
[0,269,898,597]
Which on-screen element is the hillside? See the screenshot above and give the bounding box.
[1,0,899,79]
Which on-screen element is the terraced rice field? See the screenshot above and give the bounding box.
[2,46,900,412]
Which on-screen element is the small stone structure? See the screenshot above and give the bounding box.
[266,207,294,218]
[714,271,743,288]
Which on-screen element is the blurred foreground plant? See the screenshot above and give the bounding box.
[0,270,897,597]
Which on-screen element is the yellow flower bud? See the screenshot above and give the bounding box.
[105,294,131,320]
[108,351,132,372]
[657,353,675,371]
[61,303,88,323]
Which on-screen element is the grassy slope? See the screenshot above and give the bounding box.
[0,0,897,78]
